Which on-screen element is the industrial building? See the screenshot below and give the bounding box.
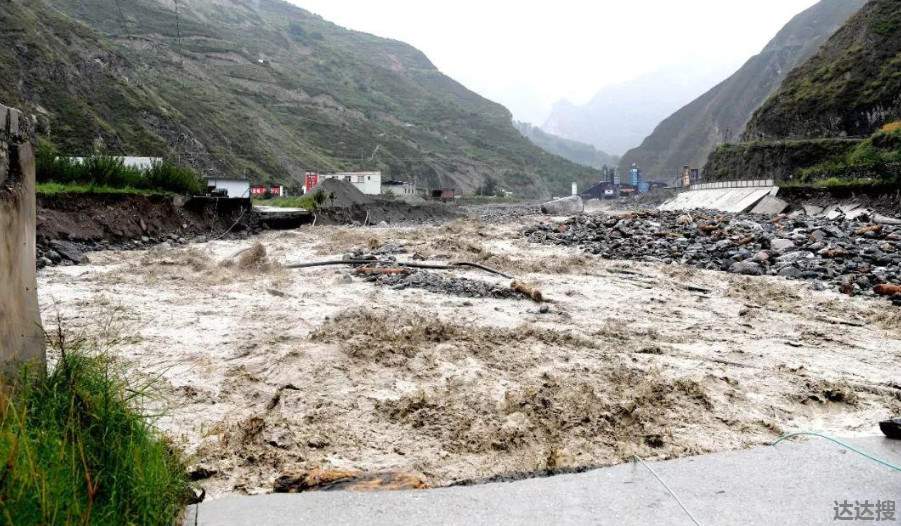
[580,164,668,200]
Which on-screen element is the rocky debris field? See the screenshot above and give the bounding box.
[525,210,901,304]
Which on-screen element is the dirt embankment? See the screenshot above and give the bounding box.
[36,193,257,266]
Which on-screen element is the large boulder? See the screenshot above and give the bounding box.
[769,238,795,253]
[541,196,584,215]
[49,240,88,264]
[729,260,763,276]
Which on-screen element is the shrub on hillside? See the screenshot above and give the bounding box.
[881,120,901,134]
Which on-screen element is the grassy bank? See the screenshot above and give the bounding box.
[36,182,170,196]
[0,339,190,524]
[253,195,315,209]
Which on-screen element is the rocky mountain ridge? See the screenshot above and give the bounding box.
[617,0,866,184]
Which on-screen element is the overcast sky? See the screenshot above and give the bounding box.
[289,0,819,124]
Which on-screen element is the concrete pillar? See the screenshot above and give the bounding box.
[0,103,45,374]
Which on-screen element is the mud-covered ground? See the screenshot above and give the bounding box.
[37,217,901,499]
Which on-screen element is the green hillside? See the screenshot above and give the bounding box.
[0,0,599,197]
[705,0,900,185]
[744,0,901,140]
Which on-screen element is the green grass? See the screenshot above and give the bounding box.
[0,337,190,525]
[36,182,169,196]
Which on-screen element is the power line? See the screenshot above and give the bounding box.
[173,0,181,48]
[113,0,128,33]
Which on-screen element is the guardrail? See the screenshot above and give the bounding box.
[689,179,774,191]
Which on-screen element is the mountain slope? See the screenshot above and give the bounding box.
[618,0,865,183]
[744,0,901,140]
[542,63,737,156]
[513,122,619,170]
[0,0,599,198]
[704,0,900,184]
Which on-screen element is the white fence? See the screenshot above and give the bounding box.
[689,179,774,191]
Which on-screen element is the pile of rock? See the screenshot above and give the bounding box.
[466,204,542,222]
[525,210,901,302]
[369,270,523,299]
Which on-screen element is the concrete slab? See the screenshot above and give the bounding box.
[660,187,774,213]
[826,208,844,220]
[187,436,900,526]
[750,195,789,215]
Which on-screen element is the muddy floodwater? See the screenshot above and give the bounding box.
[37,217,901,499]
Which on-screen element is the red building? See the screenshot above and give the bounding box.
[304,171,320,193]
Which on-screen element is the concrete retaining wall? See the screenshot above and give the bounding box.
[1,103,44,373]
[659,185,776,213]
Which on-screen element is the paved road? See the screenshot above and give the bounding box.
[186,436,900,525]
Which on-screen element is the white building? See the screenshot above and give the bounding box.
[70,156,162,170]
[381,179,417,197]
[318,171,381,195]
[206,177,250,198]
